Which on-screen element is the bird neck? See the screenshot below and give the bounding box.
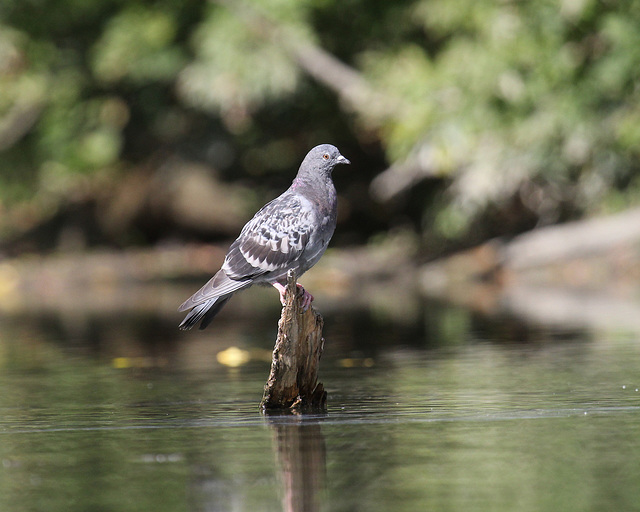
[291,172,333,193]
[291,174,336,218]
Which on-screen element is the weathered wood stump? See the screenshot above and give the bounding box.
[261,270,327,412]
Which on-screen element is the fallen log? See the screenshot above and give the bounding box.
[421,206,640,292]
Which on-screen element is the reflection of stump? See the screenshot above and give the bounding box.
[261,270,327,411]
[271,422,326,512]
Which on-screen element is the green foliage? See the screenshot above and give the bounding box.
[177,1,315,131]
[92,7,185,84]
[1,0,640,247]
[361,0,640,237]
[0,0,196,237]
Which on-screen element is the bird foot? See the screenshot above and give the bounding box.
[272,282,314,310]
[298,284,314,310]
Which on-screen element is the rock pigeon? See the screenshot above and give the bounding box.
[178,144,350,330]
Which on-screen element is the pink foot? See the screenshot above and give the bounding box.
[272,282,287,305]
[272,282,314,310]
[299,285,314,310]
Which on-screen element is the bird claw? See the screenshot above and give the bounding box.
[297,284,314,311]
[273,282,314,310]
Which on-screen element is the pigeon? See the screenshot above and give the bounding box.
[178,144,350,330]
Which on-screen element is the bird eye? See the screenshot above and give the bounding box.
[323,153,330,160]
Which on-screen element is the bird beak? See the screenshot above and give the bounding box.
[337,154,351,165]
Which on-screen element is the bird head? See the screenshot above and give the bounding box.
[300,144,350,178]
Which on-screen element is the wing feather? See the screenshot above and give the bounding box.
[180,192,318,314]
[222,193,315,280]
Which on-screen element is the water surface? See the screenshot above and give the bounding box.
[0,299,639,511]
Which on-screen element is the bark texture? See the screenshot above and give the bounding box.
[261,270,326,412]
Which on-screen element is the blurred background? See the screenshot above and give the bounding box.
[1,0,640,348]
[2,0,640,302]
[2,2,640,510]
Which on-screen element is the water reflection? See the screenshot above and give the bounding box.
[267,416,326,512]
[0,285,639,511]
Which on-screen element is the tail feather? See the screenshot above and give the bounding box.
[178,270,250,312]
[197,296,231,330]
[178,270,254,330]
[178,295,232,330]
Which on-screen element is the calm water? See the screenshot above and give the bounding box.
[0,297,639,511]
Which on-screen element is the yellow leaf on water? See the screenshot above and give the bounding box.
[217,347,250,367]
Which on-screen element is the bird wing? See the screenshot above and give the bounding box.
[178,193,316,313]
[222,192,314,280]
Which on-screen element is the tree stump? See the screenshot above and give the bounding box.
[261,270,327,412]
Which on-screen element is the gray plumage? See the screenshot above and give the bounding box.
[178,144,350,330]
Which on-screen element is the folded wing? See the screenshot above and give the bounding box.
[223,193,314,280]
[178,193,315,312]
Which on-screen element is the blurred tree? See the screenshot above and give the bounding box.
[365,0,640,241]
[1,0,640,255]
[0,0,205,247]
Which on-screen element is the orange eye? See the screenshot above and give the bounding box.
[323,153,329,160]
